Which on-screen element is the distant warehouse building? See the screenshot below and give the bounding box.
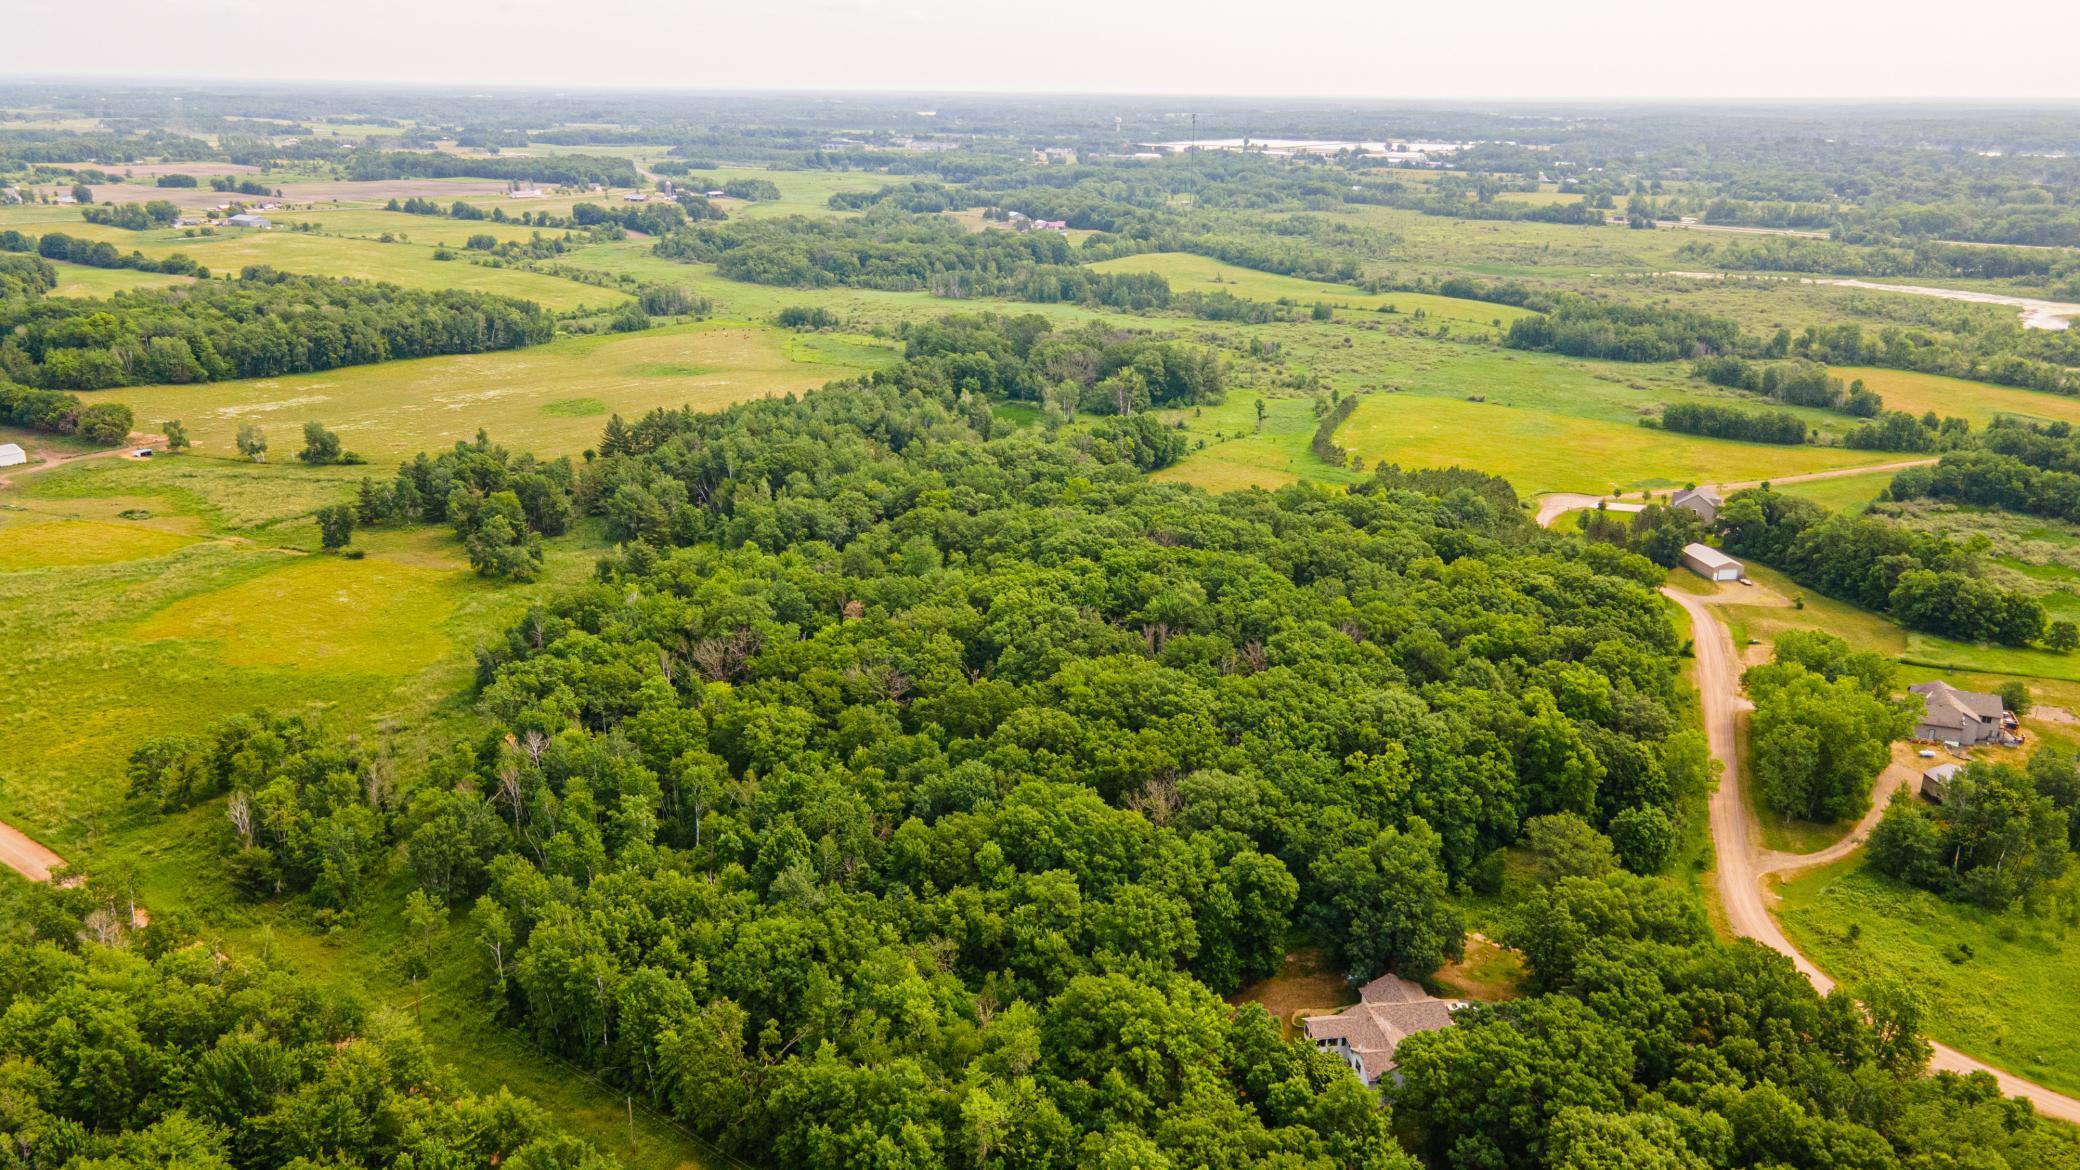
[1681,543,1744,582]
[223,213,271,228]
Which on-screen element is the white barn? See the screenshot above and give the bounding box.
[1681,542,1743,582]
[0,442,26,468]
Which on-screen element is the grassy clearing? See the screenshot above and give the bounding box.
[44,258,198,298]
[1228,946,1358,1038]
[1776,855,2080,1098]
[1833,366,2080,430]
[1153,393,1360,492]
[0,452,708,1168]
[1773,468,1899,513]
[1086,251,1535,333]
[105,320,898,460]
[1336,392,1897,496]
[281,207,591,248]
[30,228,626,312]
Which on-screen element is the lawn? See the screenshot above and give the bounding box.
[103,320,900,459]
[1777,855,2080,1099]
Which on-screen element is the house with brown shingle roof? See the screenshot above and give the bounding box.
[1299,973,1459,1085]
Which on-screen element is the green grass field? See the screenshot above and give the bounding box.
[0,219,628,312]
[0,452,712,1169]
[1086,251,1537,333]
[1335,391,1898,495]
[1777,855,2080,1098]
[104,320,899,459]
[44,258,199,298]
[1773,468,1899,513]
[1834,366,2080,430]
[1152,393,1362,492]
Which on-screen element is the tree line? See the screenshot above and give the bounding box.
[0,266,554,390]
[1717,488,2047,646]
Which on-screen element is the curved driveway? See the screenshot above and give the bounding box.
[1662,584,2080,1123]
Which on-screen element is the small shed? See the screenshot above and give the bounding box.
[0,442,25,468]
[1922,762,1963,804]
[1681,542,1743,582]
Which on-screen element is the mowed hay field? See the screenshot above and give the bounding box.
[1335,393,1900,495]
[109,320,900,459]
[1085,251,1538,333]
[136,232,626,311]
[1832,366,2080,429]
[44,258,198,298]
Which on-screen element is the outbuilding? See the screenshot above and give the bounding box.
[1681,542,1744,582]
[0,442,25,468]
[223,213,270,228]
[1922,762,1963,804]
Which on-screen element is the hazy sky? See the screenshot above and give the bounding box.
[7,0,2080,101]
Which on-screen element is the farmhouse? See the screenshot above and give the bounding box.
[1300,974,1459,1085]
[1922,762,1962,803]
[1670,487,1722,523]
[1681,543,1743,581]
[223,213,271,228]
[1910,680,2014,746]
[0,442,26,468]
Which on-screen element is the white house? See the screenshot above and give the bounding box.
[0,442,27,468]
[1300,974,1459,1085]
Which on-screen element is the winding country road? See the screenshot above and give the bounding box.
[1662,585,2080,1123]
[1532,459,1940,528]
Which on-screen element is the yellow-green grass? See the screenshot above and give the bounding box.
[278,207,590,248]
[109,320,898,460]
[1086,251,1537,331]
[0,513,203,569]
[0,457,710,1169]
[1772,468,1899,513]
[703,166,916,218]
[23,228,628,312]
[1153,394,1361,492]
[1777,854,2080,1098]
[1833,366,2080,429]
[43,258,197,298]
[1335,393,1901,496]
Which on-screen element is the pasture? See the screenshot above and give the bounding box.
[1334,393,1894,495]
[43,258,197,298]
[1832,366,2080,429]
[1086,250,1537,331]
[1777,855,2080,1099]
[107,320,900,459]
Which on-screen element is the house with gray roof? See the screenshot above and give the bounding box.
[1910,680,2011,746]
[1300,973,1459,1085]
[1670,487,1722,523]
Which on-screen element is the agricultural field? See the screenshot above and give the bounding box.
[1087,250,1538,332]
[107,320,900,459]
[44,257,197,297]
[1833,366,2080,429]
